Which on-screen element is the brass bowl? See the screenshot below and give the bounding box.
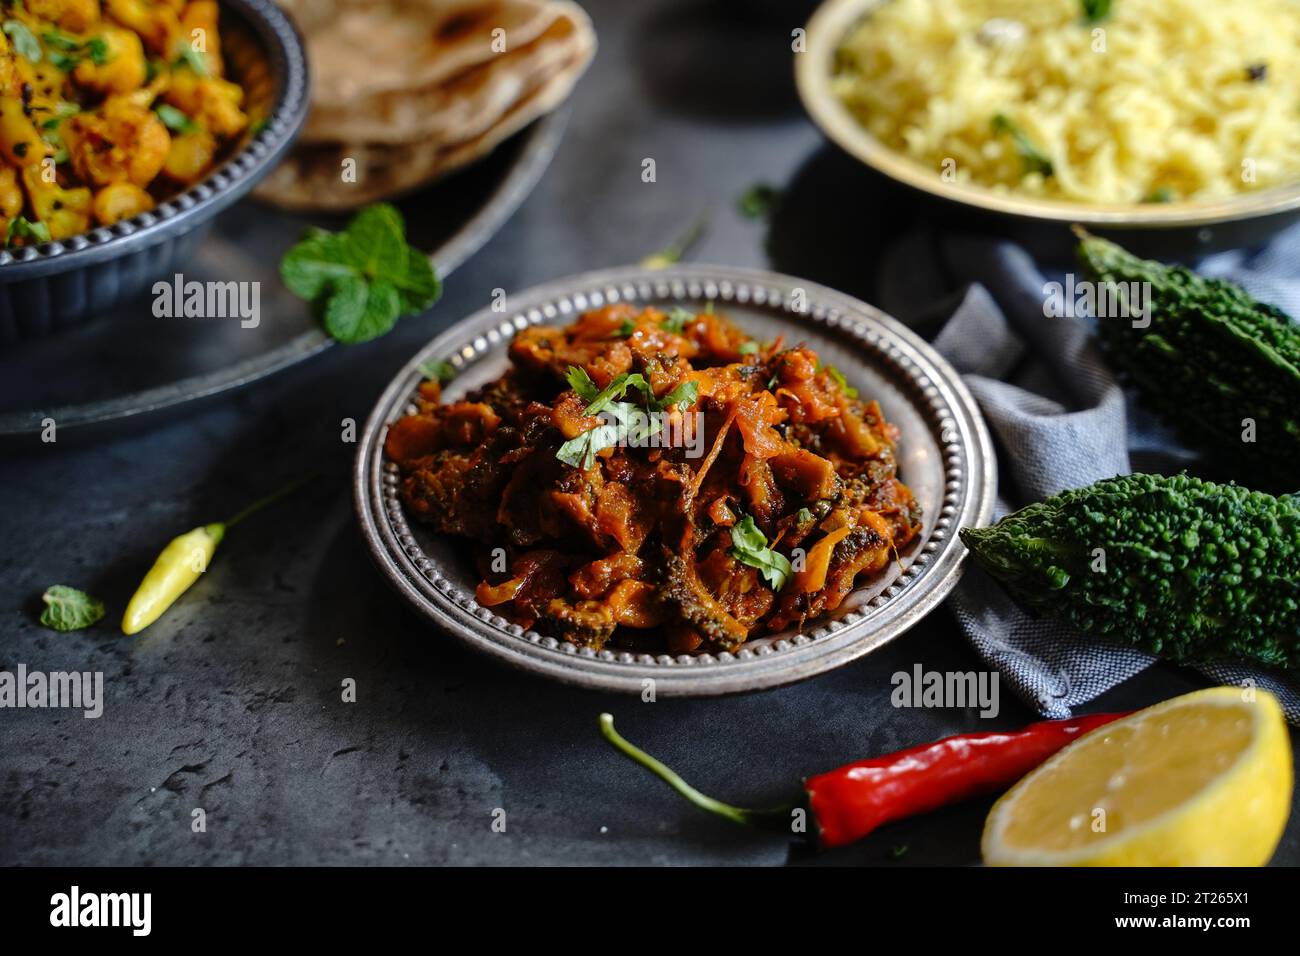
[795,0,1300,256]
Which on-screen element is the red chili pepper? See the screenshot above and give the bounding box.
[599,710,1129,849]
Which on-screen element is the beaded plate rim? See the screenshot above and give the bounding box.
[354,265,996,695]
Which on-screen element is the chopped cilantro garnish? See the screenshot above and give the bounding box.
[728,514,792,590]
[825,364,859,399]
[155,104,199,134]
[417,359,456,384]
[661,306,693,334]
[5,215,50,247]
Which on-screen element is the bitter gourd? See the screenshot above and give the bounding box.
[1076,231,1300,489]
[960,473,1300,669]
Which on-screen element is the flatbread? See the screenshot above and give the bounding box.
[255,39,589,210]
[301,10,584,145]
[283,0,561,106]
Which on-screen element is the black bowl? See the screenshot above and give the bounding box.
[0,0,310,343]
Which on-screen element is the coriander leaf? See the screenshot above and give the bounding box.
[556,401,661,469]
[39,101,79,129]
[655,379,698,411]
[991,113,1054,177]
[321,274,401,344]
[796,507,813,524]
[87,35,109,65]
[155,103,199,134]
[616,318,636,337]
[738,341,759,355]
[1142,186,1175,204]
[556,419,621,469]
[417,359,456,384]
[728,514,792,590]
[39,585,105,632]
[825,364,859,399]
[48,51,79,72]
[585,372,650,416]
[737,183,778,219]
[41,29,81,51]
[565,366,599,401]
[176,43,209,76]
[5,216,50,248]
[661,307,693,333]
[4,21,41,63]
[1080,0,1111,23]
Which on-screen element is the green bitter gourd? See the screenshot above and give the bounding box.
[960,473,1300,669]
[1076,231,1300,489]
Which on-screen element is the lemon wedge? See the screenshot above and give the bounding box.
[982,687,1293,866]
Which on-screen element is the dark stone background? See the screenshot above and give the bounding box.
[2,0,1297,866]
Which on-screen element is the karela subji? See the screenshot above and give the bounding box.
[1076,230,1300,490]
[959,473,1300,669]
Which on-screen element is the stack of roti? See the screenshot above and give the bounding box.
[257,0,595,210]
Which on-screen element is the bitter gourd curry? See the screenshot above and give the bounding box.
[961,473,1300,670]
[0,0,250,246]
[384,303,922,654]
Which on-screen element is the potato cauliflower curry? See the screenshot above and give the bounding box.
[385,304,922,654]
[0,0,249,245]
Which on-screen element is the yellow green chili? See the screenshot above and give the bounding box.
[121,476,313,635]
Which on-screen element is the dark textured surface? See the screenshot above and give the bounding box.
[2,0,1298,866]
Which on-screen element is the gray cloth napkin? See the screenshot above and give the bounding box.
[874,227,1300,726]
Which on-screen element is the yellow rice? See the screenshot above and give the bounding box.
[831,0,1300,203]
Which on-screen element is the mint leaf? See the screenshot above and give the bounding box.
[279,229,355,300]
[728,514,792,590]
[39,586,105,632]
[321,275,401,344]
[394,246,440,314]
[279,203,441,344]
[343,203,407,278]
[4,21,41,63]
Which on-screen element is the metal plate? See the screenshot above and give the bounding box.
[796,0,1300,244]
[0,109,569,439]
[354,265,996,696]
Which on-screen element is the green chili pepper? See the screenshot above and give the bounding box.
[121,476,313,635]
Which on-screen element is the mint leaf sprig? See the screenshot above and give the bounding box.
[280,203,441,344]
[40,586,105,632]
